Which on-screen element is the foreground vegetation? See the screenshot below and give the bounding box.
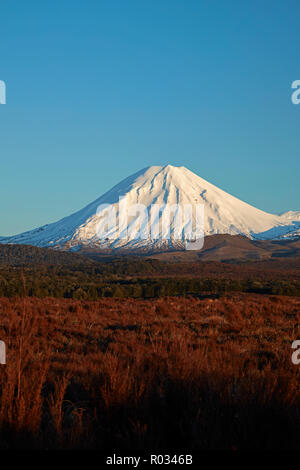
[0,293,300,450]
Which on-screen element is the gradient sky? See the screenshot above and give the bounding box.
[0,0,299,236]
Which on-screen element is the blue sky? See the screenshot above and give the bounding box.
[0,0,299,235]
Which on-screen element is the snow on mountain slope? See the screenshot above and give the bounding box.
[0,165,298,251]
[278,210,300,221]
[267,211,300,240]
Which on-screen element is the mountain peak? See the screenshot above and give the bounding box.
[0,165,299,250]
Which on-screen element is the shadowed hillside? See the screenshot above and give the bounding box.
[0,244,95,266]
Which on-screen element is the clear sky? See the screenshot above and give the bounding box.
[0,0,299,236]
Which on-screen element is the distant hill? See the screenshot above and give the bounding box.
[0,244,95,266]
[146,235,300,262]
[0,234,300,267]
[197,235,300,261]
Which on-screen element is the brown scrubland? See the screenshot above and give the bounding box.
[0,293,300,450]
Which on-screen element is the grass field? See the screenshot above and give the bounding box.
[1,293,300,450]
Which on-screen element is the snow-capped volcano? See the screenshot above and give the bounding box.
[0,165,299,251]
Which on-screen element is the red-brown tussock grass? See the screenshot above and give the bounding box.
[0,293,300,449]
